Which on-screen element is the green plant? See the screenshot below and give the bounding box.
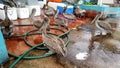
[84,2,96,5]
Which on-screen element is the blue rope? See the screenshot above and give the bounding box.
[0,27,8,64]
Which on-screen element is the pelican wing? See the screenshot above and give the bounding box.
[55,17,66,25]
[42,34,67,56]
[66,0,75,5]
[57,37,67,55]
[44,6,56,16]
[63,13,76,20]
[50,34,67,56]
[97,21,112,30]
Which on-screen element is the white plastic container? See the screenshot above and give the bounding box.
[0,7,17,20]
[38,1,46,8]
[38,1,61,10]
[26,0,39,6]
[38,0,47,7]
[26,5,41,16]
[17,8,29,19]
[48,2,61,10]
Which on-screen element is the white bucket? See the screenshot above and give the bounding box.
[26,5,41,16]
[48,2,61,10]
[38,1,46,8]
[17,8,30,19]
[0,7,17,20]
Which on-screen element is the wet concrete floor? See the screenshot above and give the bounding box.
[4,17,120,68]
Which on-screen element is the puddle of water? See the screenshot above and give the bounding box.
[75,52,88,60]
[66,28,120,68]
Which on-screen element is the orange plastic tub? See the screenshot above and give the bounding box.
[49,0,62,2]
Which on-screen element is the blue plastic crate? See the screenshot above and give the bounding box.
[0,28,8,64]
[57,5,74,14]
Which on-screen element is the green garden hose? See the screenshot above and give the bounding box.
[9,32,70,68]
[7,24,70,38]
[14,24,33,26]
[24,28,69,50]
[9,44,54,68]
[9,32,69,59]
[7,24,70,68]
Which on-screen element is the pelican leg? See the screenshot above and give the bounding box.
[74,65,78,68]
[77,14,80,19]
[46,25,50,32]
[100,32,102,36]
[78,15,81,19]
[99,30,103,36]
[80,13,82,18]
[45,50,54,54]
[58,24,62,29]
[1,65,4,68]
[89,38,95,51]
[91,29,95,38]
[44,43,54,54]
[89,29,95,50]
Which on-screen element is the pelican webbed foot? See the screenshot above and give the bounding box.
[1,64,4,68]
[45,50,54,55]
[88,39,95,51]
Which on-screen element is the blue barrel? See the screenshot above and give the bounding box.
[0,27,8,64]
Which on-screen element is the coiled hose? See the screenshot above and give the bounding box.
[7,24,70,68]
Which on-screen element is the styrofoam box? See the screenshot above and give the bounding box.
[17,8,29,19]
[0,4,4,8]
[38,0,47,8]
[0,7,17,20]
[39,1,64,10]
[26,0,39,6]
[26,5,41,16]
[38,1,46,8]
[48,2,61,10]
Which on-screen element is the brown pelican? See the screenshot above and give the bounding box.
[54,10,67,29]
[29,8,50,31]
[65,0,78,5]
[29,8,41,28]
[42,1,56,17]
[34,15,67,56]
[74,6,86,18]
[89,12,113,50]
[0,5,13,37]
[90,12,113,37]
[3,0,17,7]
[29,8,49,30]
[62,5,76,20]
